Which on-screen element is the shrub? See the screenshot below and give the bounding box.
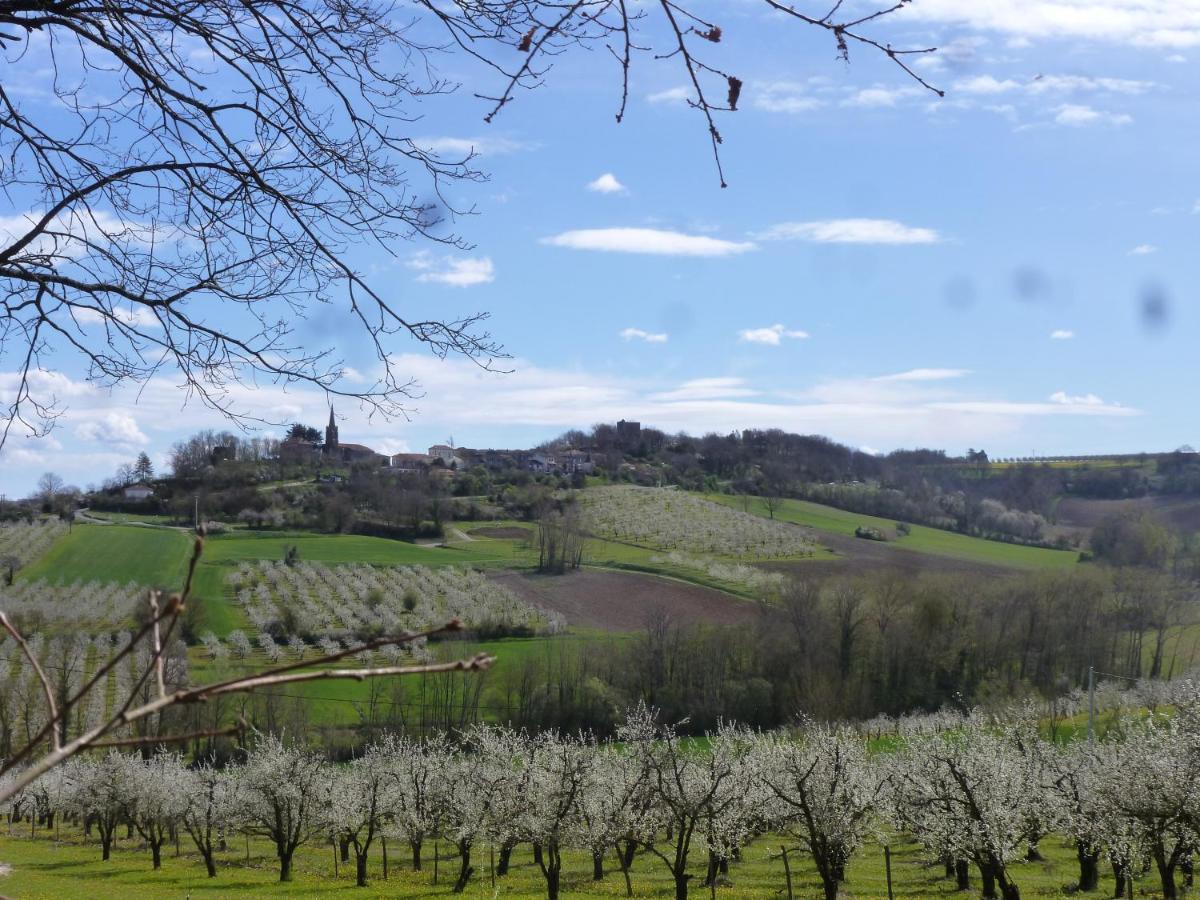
[855,525,886,541]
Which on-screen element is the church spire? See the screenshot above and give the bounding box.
[324,404,339,453]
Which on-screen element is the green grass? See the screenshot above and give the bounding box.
[19,524,194,587]
[706,494,1079,571]
[0,820,1143,898]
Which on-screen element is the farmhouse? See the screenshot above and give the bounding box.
[123,483,154,500]
[390,452,435,471]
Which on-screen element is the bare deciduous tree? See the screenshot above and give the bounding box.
[0,1,936,445]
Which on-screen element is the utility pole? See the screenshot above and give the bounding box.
[194,494,199,530]
[1087,665,1095,743]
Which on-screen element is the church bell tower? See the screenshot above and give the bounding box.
[324,405,339,454]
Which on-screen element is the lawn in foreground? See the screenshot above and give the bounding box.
[0,820,1124,899]
[706,494,1079,571]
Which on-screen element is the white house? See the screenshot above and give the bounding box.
[123,483,154,500]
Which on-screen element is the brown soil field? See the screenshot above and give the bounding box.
[489,568,766,632]
[1056,495,1200,533]
[469,525,532,540]
[766,531,1016,580]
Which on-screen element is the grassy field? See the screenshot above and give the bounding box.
[706,494,1079,571]
[19,524,194,587]
[0,821,1141,898]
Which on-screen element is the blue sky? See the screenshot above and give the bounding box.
[2,1,1199,496]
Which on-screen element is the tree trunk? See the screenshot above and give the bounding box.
[280,851,294,883]
[593,849,605,880]
[1154,846,1178,900]
[944,857,956,879]
[411,838,422,871]
[1026,839,1043,862]
[622,839,638,870]
[1180,853,1193,889]
[101,835,112,861]
[533,842,544,866]
[151,841,162,870]
[497,840,514,876]
[340,835,351,863]
[704,851,718,887]
[955,859,971,891]
[1077,843,1100,892]
[822,872,839,900]
[980,862,997,899]
[453,841,473,893]
[614,843,634,897]
[674,868,689,900]
[203,850,217,878]
[1111,860,1130,899]
[356,852,369,887]
[996,867,1021,900]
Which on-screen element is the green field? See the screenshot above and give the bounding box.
[706,494,1079,570]
[0,821,1140,898]
[19,524,194,587]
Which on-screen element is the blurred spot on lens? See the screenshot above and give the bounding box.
[1139,282,1169,333]
[1013,266,1051,303]
[944,275,975,310]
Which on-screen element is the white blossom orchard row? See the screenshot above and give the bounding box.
[854,670,1200,741]
[580,486,817,558]
[0,632,189,758]
[0,520,67,568]
[5,694,1200,899]
[650,551,788,595]
[0,579,146,630]
[197,628,434,665]
[226,560,566,643]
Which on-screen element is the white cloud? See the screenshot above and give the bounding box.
[414,136,529,157]
[1027,74,1155,95]
[756,218,941,245]
[1130,244,1158,255]
[71,306,161,330]
[411,256,495,287]
[650,378,758,402]
[738,324,809,346]
[955,75,1021,94]
[753,82,826,113]
[542,228,755,257]
[1050,329,1075,339]
[1053,104,1133,126]
[874,368,970,382]
[897,1,1200,49]
[1049,391,1109,407]
[620,327,669,344]
[74,412,149,447]
[587,173,627,194]
[647,86,690,104]
[843,86,925,107]
[1167,53,1189,61]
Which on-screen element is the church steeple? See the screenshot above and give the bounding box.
[324,405,339,453]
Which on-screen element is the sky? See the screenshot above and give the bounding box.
[2,0,1199,496]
